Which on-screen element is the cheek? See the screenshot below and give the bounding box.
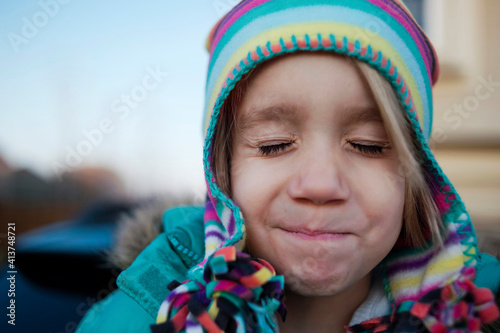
[231,156,288,214]
[353,161,405,240]
[231,162,266,218]
[231,159,289,261]
[361,159,405,209]
[369,175,405,254]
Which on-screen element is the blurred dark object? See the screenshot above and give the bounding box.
[0,165,126,235]
[477,230,500,259]
[402,0,424,28]
[0,157,127,262]
[0,200,136,333]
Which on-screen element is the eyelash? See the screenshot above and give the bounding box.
[348,141,385,156]
[257,141,387,156]
[258,142,293,156]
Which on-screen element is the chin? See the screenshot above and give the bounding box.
[273,258,354,296]
[283,272,348,296]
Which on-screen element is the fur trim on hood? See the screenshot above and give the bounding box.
[108,196,202,271]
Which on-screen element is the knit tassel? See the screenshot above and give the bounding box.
[151,246,287,333]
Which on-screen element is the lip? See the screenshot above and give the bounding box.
[278,227,350,241]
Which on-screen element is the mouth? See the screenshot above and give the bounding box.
[277,227,350,241]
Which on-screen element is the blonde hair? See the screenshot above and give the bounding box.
[354,60,443,248]
[211,66,257,197]
[211,53,443,248]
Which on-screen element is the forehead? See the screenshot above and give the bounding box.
[235,52,382,129]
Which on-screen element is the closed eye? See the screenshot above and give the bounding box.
[348,142,386,156]
[259,142,293,156]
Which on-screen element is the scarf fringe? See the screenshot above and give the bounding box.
[151,246,286,333]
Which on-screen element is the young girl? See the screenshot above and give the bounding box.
[77,1,500,332]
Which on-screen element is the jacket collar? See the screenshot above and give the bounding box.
[116,206,205,317]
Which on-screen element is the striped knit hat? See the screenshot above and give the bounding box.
[202,0,439,139]
[153,1,497,331]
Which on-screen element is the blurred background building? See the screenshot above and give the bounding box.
[426,1,500,254]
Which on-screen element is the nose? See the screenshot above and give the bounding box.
[287,143,350,205]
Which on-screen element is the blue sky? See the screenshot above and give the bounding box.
[0,0,235,195]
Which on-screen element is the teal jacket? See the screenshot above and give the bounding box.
[76,205,500,333]
[76,206,206,333]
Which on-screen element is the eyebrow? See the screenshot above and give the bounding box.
[237,104,300,133]
[236,104,384,134]
[342,106,384,126]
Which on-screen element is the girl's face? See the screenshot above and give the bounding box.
[230,53,404,296]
